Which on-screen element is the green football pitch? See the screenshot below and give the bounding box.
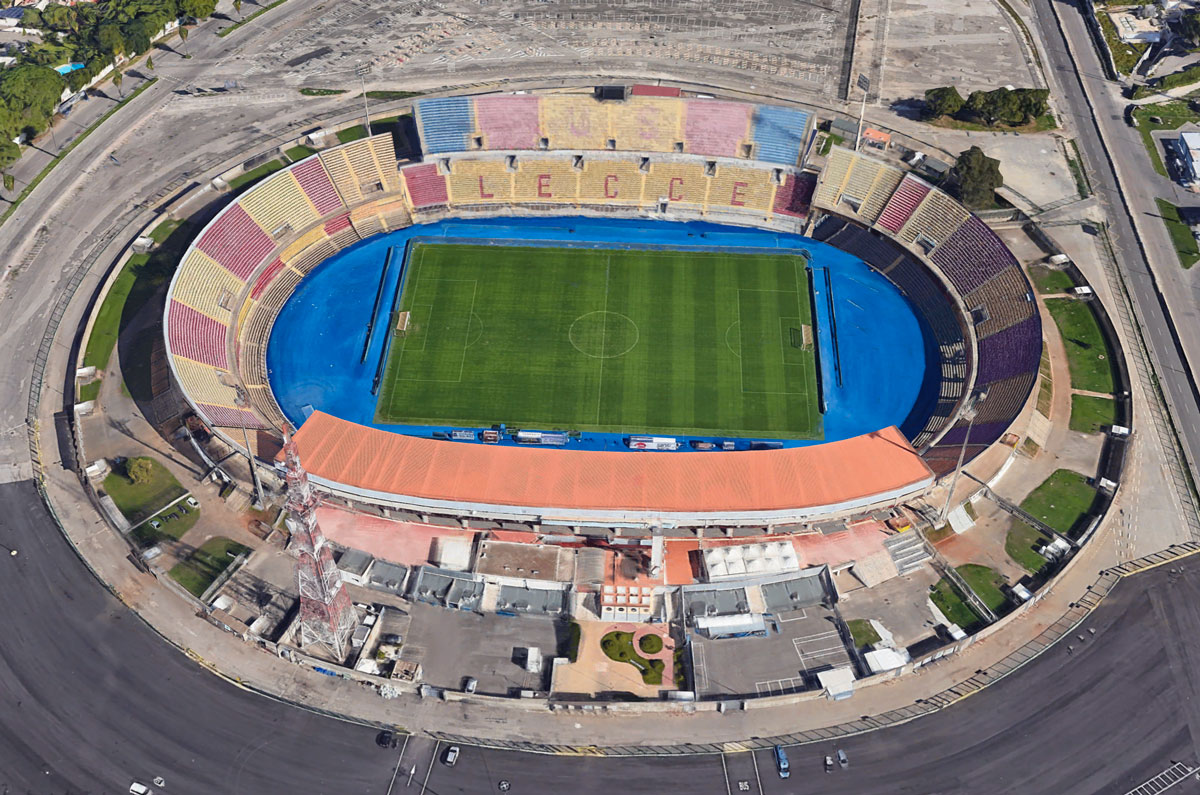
[375,243,823,439]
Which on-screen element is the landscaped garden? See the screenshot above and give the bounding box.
[1020,468,1098,539]
[1044,298,1116,393]
[845,618,882,650]
[1070,394,1117,434]
[600,630,666,686]
[955,564,1009,613]
[102,457,186,526]
[1005,520,1052,575]
[930,579,984,632]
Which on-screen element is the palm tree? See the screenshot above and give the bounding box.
[179,25,190,58]
[233,0,242,19]
[146,55,154,71]
[113,68,123,98]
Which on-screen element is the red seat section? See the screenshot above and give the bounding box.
[684,99,751,157]
[250,258,286,300]
[876,176,930,234]
[402,163,449,208]
[292,157,345,215]
[196,204,275,281]
[168,300,228,369]
[198,403,267,428]
[476,95,541,150]
[324,213,352,234]
[772,172,815,218]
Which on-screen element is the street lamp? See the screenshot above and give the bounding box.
[938,387,989,526]
[355,63,373,137]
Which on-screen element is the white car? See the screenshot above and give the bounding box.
[444,746,460,766]
[149,520,162,530]
[130,784,152,795]
[185,496,200,509]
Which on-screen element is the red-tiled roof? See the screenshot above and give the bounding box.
[290,412,932,515]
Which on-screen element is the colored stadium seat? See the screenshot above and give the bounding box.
[772,172,814,218]
[415,96,475,154]
[876,175,931,234]
[196,204,275,281]
[238,170,319,238]
[610,97,683,152]
[196,403,266,429]
[975,314,1042,385]
[514,158,579,202]
[644,162,708,205]
[318,136,396,204]
[168,299,228,369]
[172,250,244,322]
[897,190,970,250]
[963,266,1035,339]
[349,202,385,238]
[402,163,449,208]
[447,159,514,204]
[930,215,1018,294]
[684,99,752,158]
[173,355,241,408]
[541,96,609,150]
[579,159,646,205]
[708,165,775,213]
[250,258,287,301]
[324,213,360,250]
[475,95,541,150]
[972,371,1038,425]
[750,104,810,165]
[812,147,854,209]
[291,156,345,216]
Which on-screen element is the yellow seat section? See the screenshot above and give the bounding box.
[813,147,854,209]
[368,134,401,191]
[239,171,318,237]
[579,160,646,204]
[898,190,970,247]
[609,97,682,153]
[173,250,246,322]
[172,356,241,406]
[448,159,514,204]
[541,96,609,150]
[280,226,329,265]
[644,162,709,205]
[318,148,362,204]
[709,165,775,212]
[514,158,578,203]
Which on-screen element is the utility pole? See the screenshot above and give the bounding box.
[356,63,373,136]
[938,388,989,526]
[855,73,870,151]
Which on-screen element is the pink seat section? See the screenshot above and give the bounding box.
[876,176,930,234]
[292,157,344,215]
[402,164,449,207]
[168,300,228,369]
[476,95,541,150]
[250,258,286,300]
[196,204,275,281]
[198,403,266,428]
[772,172,815,218]
[324,213,352,234]
[684,100,751,157]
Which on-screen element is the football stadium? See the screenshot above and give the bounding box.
[164,89,1040,526]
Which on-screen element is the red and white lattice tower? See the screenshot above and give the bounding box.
[282,427,357,661]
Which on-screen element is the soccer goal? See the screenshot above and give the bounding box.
[395,310,411,336]
[789,324,813,351]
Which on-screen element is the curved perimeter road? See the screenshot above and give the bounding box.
[2,477,1198,794]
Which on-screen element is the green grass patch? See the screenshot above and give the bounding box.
[131,503,201,546]
[955,564,1008,613]
[1037,352,1053,415]
[299,87,346,96]
[378,243,822,439]
[930,579,984,632]
[364,90,422,100]
[227,159,285,192]
[1132,63,1200,99]
[1065,139,1091,198]
[1044,298,1116,393]
[925,524,955,544]
[77,380,101,403]
[217,0,291,37]
[600,631,664,685]
[1020,468,1097,538]
[845,618,881,649]
[818,132,844,156]
[1027,264,1075,294]
[1070,394,1117,433]
[169,537,251,598]
[336,124,369,143]
[1005,519,1051,574]
[638,634,664,654]
[1098,9,1149,74]
[1131,101,1200,177]
[562,621,582,662]
[1154,198,1200,269]
[102,457,186,525]
[285,144,319,161]
[0,78,157,231]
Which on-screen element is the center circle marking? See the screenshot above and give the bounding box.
[568,311,640,359]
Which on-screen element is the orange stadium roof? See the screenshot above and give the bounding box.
[289,412,933,517]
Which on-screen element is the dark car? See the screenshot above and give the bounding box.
[376,731,397,749]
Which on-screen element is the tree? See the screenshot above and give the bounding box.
[952,146,1004,209]
[179,24,190,57]
[233,0,242,18]
[923,86,965,120]
[112,68,124,97]
[179,0,217,19]
[3,174,14,193]
[146,55,154,71]
[126,457,154,484]
[96,24,126,58]
[965,88,1023,126]
[0,140,19,172]
[0,65,67,137]
[1015,88,1050,122]
[1183,10,1200,47]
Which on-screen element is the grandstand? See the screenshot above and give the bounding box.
[164,92,1038,521]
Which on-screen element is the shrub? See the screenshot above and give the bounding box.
[638,634,664,655]
[126,457,154,484]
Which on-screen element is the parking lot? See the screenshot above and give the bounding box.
[398,602,565,695]
[691,607,854,699]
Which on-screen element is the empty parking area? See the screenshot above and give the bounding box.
[398,602,564,695]
[692,608,854,698]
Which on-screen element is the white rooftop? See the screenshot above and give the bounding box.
[702,541,800,581]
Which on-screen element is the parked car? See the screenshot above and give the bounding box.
[824,755,834,773]
[444,746,460,766]
[463,677,477,694]
[774,745,790,779]
[376,730,397,749]
[178,505,189,515]
[149,520,162,530]
[837,749,849,769]
[129,784,152,795]
[185,496,200,508]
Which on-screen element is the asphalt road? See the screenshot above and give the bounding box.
[1029,0,1200,472]
[3,475,1200,795]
